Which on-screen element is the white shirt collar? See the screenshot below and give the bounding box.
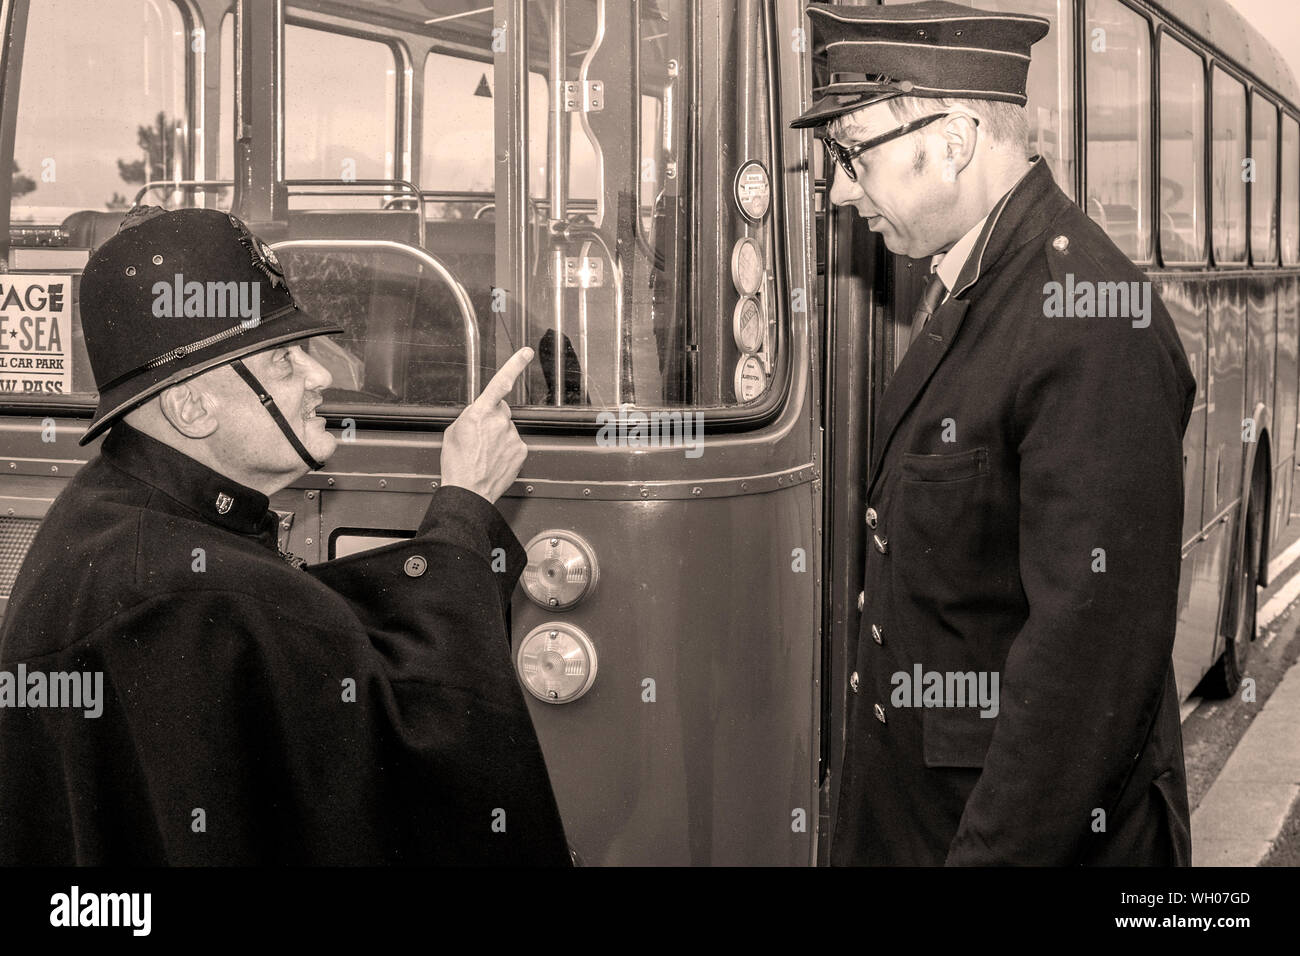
[930,212,989,293]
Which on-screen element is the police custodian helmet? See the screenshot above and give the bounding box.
[77,206,343,468]
[789,0,1050,129]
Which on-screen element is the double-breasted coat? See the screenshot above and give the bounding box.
[0,421,570,865]
[830,159,1197,865]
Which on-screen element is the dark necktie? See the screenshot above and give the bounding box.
[907,272,948,348]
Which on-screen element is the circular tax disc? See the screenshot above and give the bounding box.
[734,160,772,223]
[730,237,764,296]
[733,353,769,403]
[733,295,764,354]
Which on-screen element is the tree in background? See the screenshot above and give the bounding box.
[116,111,174,187]
[12,160,36,198]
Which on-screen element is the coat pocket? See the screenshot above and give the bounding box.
[922,705,997,768]
[901,447,989,483]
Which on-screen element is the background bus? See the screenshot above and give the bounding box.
[0,0,1295,866]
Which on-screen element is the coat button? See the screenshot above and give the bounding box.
[871,624,883,645]
[1052,234,1069,252]
[857,591,865,612]
[865,507,878,528]
[849,671,860,693]
[873,703,886,724]
[873,534,888,554]
[403,555,428,577]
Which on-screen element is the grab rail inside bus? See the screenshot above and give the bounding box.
[131,180,235,206]
[284,180,427,248]
[269,238,481,402]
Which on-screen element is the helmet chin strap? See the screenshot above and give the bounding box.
[229,358,326,472]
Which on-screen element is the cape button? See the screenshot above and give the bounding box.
[865,507,878,528]
[857,591,865,612]
[403,555,428,577]
[873,703,887,724]
[1052,234,1069,252]
[871,624,883,645]
[849,671,860,693]
[873,534,888,554]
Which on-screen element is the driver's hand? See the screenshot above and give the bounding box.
[440,348,533,505]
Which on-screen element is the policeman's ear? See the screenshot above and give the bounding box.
[157,377,220,440]
[940,112,979,178]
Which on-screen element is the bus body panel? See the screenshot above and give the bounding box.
[1206,277,1248,516]
[1157,276,1208,541]
[1278,275,1300,545]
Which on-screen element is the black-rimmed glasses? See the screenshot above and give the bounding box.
[819,112,980,182]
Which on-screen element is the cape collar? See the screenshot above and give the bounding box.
[101,421,277,539]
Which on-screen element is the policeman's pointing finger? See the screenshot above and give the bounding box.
[477,348,534,408]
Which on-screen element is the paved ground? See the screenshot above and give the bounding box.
[1183,520,1300,866]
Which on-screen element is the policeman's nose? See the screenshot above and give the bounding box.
[292,344,333,393]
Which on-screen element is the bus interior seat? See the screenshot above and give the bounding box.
[279,243,478,405]
[287,209,421,246]
[60,210,126,251]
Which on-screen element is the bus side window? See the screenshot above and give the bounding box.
[1251,93,1279,265]
[9,0,188,241]
[284,23,398,195]
[1084,0,1153,263]
[1159,34,1206,265]
[1284,115,1300,267]
[1211,66,1248,264]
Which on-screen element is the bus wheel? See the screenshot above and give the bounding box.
[1203,479,1264,698]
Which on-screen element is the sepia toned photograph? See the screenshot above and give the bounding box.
[0,0,1296,937]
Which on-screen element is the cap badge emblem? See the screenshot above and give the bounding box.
[215,492,234,515]
[229,217,288,291]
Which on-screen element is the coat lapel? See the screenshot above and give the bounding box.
[867,297,970,495]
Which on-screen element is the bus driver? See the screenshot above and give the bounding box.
[795,1,1197,865]
[0,206,571,865]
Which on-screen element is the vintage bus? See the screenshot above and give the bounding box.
[0,0,1295,866]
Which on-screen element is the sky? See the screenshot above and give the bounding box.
[1226,0,1300,91]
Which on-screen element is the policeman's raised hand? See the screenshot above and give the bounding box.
[440,347,534,505]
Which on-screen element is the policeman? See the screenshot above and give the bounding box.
[0,206,571,865]
[792,1,1196,864]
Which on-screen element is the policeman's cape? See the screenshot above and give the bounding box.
[0,423,570,865]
